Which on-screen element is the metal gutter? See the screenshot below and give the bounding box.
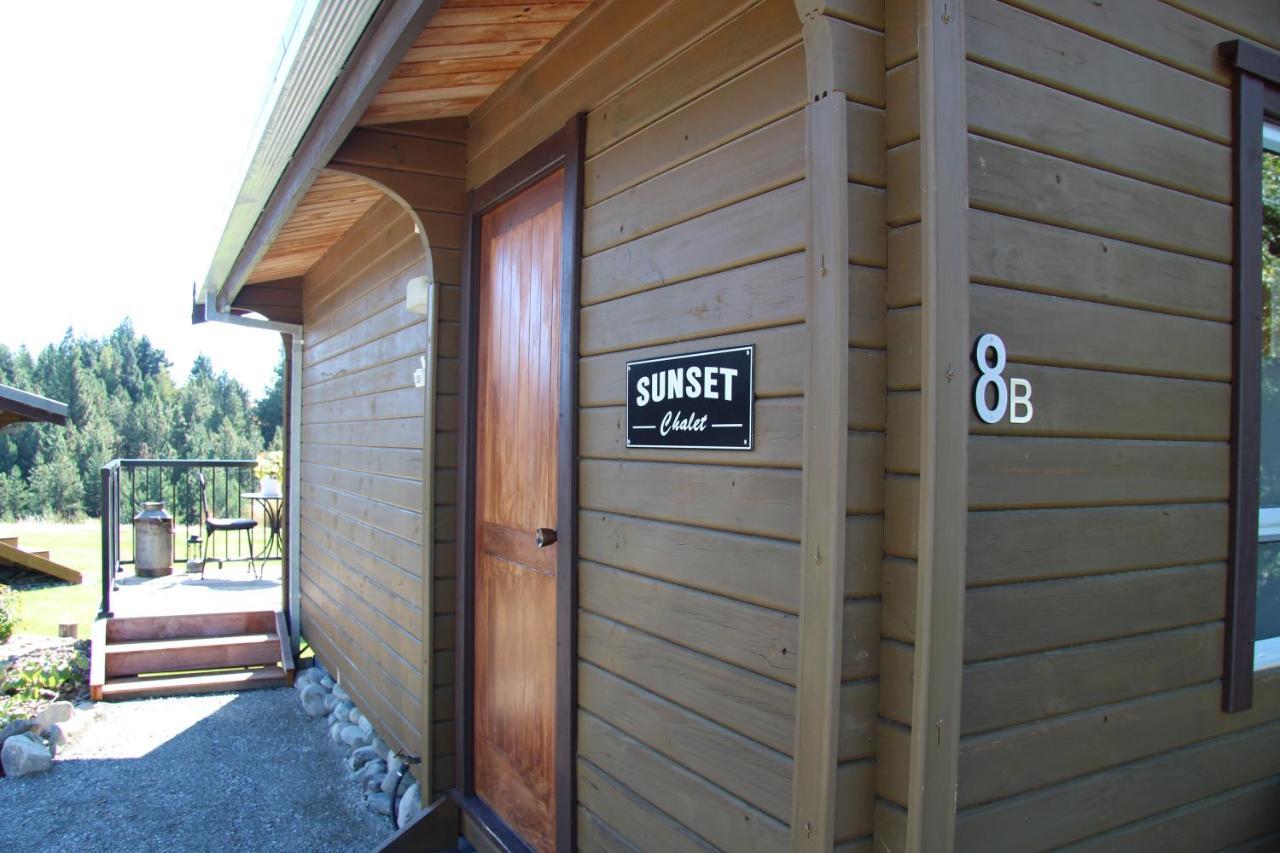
[206,0,444,312]
[200,0,381,306]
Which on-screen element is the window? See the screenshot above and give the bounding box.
[1224,39,1280,711]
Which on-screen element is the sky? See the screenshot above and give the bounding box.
[0,2,298,398]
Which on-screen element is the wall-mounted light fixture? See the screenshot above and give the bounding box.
[406,275,433,315]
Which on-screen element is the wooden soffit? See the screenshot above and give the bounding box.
[358,0,591,125]
[244,172,384,285]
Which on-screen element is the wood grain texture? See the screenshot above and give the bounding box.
[969,135,1231,262]
[966,0,1231,143]
[472,170,564,851]
[1001,0,1235,84]
[969,283,1230,381]
[359,0,590,125]
[961,623,1224,735]
[958,673,1280,810]
[967,61,1231,202]
[968,209,1231,322]
[955,721,1280,851]
[967,502,1228,585]
[968,436,1229,509]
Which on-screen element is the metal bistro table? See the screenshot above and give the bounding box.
[241,492,284,565]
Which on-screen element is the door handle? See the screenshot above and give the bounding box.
[535,527,557,548]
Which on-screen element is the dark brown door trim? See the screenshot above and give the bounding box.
[455,113,585,851]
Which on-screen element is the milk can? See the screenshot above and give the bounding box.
[133,501,174,577]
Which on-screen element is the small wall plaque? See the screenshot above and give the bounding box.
[626,345,754,450]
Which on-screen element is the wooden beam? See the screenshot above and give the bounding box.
[905,1,969,850]
[790,9,851,851]
[218,0,445,311]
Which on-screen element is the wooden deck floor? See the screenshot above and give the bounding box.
[111,560,283,618]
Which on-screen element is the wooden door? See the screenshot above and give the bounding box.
[473,169,564,851]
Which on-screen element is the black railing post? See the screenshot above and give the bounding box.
[99,464,113,618]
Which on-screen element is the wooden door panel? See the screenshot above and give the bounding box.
[473,168,564,851]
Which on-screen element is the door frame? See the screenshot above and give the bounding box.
[455,114,585,852]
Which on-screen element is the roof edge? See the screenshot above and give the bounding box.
[204,0,444,313]
[0,384,69,426]
[199,0,382,305]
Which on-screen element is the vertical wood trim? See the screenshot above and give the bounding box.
[906,1,968,850]
[555,112,586,853]
[790,11,851,850]
[420,279,440,800]
[1224,65,1265,713]
[286,333,303,651]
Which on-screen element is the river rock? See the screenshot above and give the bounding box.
[300,684,327,717]
[363,763,388,792]
[332,682,349,701]
[397,783,422,829]
[329,721,345,744]
[340,725,365,747]
[357,715,374,737]
[33,701,73,732]
[349,745,380,771]
[367,791,393,816]
[319,676,335,691]
[333,700,355,722]
[0,718,35,749]
[369,736,388,758]
[382,754,404,794]
[2,734,52,777]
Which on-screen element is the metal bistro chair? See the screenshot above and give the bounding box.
[196,471,258,578]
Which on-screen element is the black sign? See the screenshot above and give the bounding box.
[626,345,754,450]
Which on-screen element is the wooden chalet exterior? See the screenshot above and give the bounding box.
[196,1,1280,850]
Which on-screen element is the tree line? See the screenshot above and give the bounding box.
[0,321,281,521]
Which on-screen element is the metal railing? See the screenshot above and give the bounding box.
[99,459,259,617]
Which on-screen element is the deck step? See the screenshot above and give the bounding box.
[99,665,287,699]
[105,632,281,678]
[0,537,16,547]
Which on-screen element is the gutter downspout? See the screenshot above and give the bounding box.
[202,294,304,653]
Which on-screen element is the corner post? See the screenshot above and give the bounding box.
[790,5,851,849]
[285,332,303,651]
[906,0,969,849]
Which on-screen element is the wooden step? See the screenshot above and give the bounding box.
[105,632,281,678]
[0,540,81,583]
[0,537,17,547]
[98,665,287,699]
[28,550,49,560]
[106,610,277,642]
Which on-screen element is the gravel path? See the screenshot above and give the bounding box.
[0,688,391,852]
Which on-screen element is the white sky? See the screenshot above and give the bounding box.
[0,2,297,398]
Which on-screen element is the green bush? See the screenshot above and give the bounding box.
[0,585,17,643]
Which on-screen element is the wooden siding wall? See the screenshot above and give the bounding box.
[873,1,920,848]
[951,1,1280,850]
[465,0,835,847]
[298,118,466,795]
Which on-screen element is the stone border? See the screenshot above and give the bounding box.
[294,662,424,829]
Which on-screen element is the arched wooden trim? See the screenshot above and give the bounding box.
[309,163,445,805]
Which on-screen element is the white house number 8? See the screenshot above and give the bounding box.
[974,333,1033,425]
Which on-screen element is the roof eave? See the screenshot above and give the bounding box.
[201,0,444,313]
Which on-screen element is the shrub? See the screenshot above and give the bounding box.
[0,585,17,644]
